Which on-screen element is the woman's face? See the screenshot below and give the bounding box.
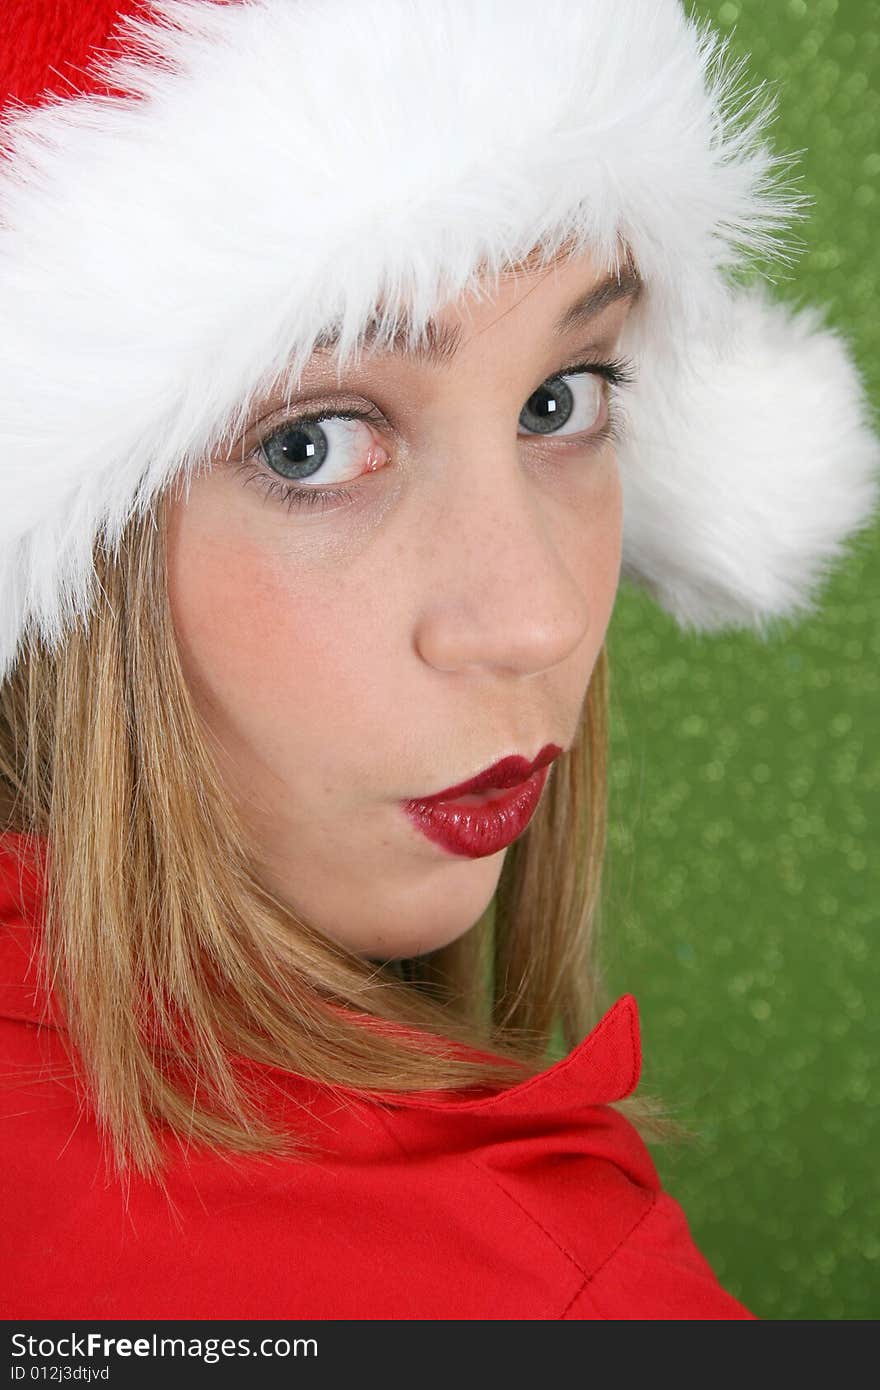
[166,246,639,960]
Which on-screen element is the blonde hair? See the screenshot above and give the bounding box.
[0,243,677,1190]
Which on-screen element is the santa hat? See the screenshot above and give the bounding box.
[1,0,878,685]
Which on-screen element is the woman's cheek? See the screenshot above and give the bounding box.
[167,498,305,723]
[176,564,385,802]
[561,452,623,624]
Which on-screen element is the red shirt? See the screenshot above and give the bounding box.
[0,832,753,1320]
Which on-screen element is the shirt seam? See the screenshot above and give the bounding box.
[370,1103,658,1319]
[556,1190,660,1319]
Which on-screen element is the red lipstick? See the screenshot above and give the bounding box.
[402,743,563,859]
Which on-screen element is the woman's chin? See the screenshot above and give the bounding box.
[359,913,488,963]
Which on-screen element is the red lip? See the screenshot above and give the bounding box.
[419,743,563,801]
[401,743,563,860]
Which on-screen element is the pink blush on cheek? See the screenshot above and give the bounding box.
[167,499,296,708]
[184,555,294,703]
[167,511,363,770]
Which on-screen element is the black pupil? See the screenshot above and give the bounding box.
[520,377,573,435]
[283,433,316,463]
[264,422,328,480]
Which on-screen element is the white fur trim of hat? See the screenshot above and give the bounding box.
[1,0,878,684]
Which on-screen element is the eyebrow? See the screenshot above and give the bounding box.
[314,261,644,368]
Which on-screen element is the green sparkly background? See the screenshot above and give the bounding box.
[601,0,880,1321]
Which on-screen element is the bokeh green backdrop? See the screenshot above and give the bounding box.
[600,0,879,1320]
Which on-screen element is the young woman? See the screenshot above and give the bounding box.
[1,0,877,1320]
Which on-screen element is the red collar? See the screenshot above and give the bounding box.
[353,993,642,1113]
[0,830,641,1111]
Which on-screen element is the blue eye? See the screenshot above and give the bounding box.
[237,355,637,515]
[261,413,372,483]
[520,370,601,436]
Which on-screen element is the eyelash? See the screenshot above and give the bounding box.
[233,355,637,515]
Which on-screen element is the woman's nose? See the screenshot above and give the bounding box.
[411,432,593,677]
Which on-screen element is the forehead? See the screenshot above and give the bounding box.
[313,245,643,371]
